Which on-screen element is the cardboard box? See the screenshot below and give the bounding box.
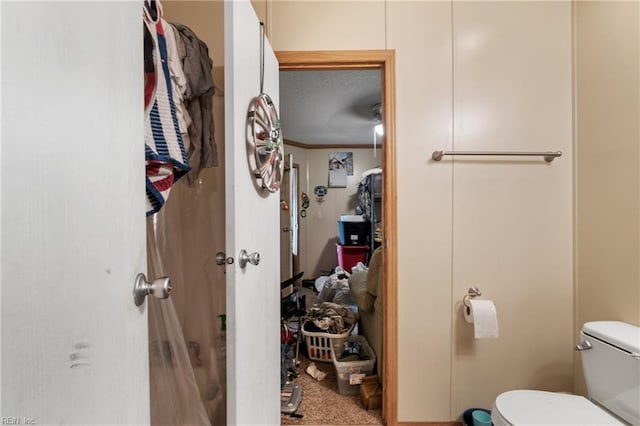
[359,376,382,410]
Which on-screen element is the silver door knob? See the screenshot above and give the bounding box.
[215,252,235,266]
[133,273,172,307]
[239,249,260,268]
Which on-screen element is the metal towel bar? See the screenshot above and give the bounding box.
[432,150,562,162]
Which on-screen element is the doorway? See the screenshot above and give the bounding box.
[281,156,301,282]
[277,50,398,425]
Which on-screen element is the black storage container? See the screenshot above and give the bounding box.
[338,220,370,246]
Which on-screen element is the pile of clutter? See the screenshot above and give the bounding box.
[313,263,367,306]
[303,302,357,335]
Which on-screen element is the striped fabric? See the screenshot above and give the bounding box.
[144,0,190,216]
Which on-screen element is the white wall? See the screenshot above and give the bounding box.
[272,1,574,422]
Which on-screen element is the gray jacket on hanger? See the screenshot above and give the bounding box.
[171,23,218,182]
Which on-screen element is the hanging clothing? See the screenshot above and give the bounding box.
[162,20,191,155]
[144,0,190,216]
[171,23,218,183]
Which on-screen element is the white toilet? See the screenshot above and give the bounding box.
[492,321,640,425]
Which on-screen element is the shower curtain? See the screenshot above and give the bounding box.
[147,167,227,425]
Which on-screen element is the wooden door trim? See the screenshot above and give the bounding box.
[276,49,398,426]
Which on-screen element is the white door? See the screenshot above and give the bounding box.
[225,1,281,424]
[0,2,149,425]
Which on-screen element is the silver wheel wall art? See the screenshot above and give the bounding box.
[247,92,284,193]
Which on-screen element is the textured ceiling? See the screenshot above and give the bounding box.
[279,69,382,146]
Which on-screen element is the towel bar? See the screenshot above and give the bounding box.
[432,150,562,162]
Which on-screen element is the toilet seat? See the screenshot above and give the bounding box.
[492,390,624,425]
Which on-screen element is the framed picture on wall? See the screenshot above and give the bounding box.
[328,152,352,187]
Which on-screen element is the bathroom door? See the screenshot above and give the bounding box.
[225,1,282,424]
[1,2,149,424]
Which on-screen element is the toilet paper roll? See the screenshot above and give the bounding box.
[464,299,499,339]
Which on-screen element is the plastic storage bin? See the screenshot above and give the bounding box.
[301,323,354,363]
[332,335,376,395]
[336,244,369,272]
[337,220,369,246]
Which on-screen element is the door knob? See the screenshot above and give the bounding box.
[239,249,260,268]
[133,273,172,307]
[282,227,291,232]
[215,252,235,266]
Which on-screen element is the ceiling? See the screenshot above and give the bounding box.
[279,69,382,146]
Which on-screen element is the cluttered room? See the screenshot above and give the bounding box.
[278,68,385,424]
[280,170,383,425]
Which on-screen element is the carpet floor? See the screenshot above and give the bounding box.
[280,349,383,425]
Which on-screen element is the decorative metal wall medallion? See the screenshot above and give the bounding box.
[247,93,284,192]
[245,22,284,193]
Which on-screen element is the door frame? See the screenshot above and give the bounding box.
[279,157,301,282]
[276,50,398,426]
[292,162,301,278]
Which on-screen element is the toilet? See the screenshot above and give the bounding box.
[492,321,640,425]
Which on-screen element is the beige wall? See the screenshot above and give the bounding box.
[450,2,574,415]
[387,3,456,419]
[270,1,385,50]
[271,1,574,422]
[574,1,640,394]
[285,145,380,277]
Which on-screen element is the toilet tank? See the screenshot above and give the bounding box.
[579,321,640,425]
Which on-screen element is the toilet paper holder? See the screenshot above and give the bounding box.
[462,286,482,315]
